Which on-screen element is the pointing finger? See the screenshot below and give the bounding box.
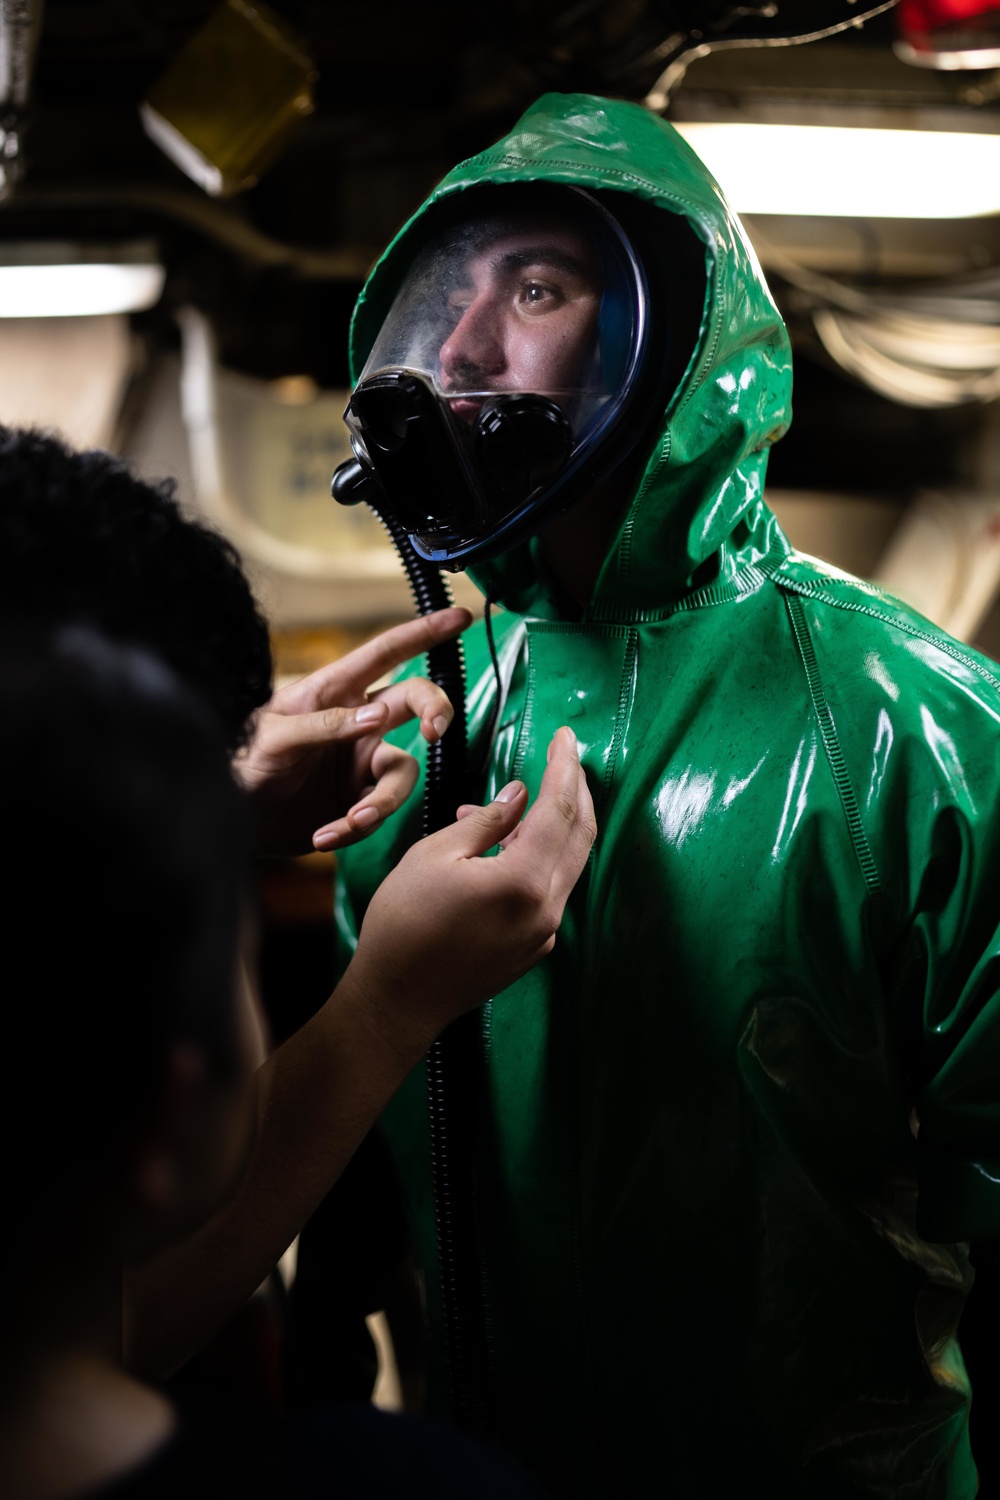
[280,609,472,714]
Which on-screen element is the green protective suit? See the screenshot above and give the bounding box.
[333,94,1000,1498]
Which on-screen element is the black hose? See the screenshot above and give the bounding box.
[367,497,494,1441]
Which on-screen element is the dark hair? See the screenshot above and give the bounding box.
[0,426,273,753]
[1,625,249,1243]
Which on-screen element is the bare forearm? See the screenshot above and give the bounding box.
[124,730,594,1379]
[124,964,430,1379]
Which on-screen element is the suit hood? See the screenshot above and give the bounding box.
[349,93,793,620]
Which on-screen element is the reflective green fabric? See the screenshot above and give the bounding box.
[334,94,1000,1498]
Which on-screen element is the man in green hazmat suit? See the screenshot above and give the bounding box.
[311,94,1000,1498]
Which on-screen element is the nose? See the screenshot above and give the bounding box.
[439,295,505,387]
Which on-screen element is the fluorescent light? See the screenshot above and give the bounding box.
[673,122,1000,219]
[0,262,165,317]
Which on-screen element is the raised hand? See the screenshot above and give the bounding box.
[234,607,472,856]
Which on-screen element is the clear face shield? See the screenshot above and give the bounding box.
[335,186,652,568]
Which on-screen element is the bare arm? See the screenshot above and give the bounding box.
[124,729,595,1378]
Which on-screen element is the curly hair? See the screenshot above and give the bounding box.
[0,426,273,752]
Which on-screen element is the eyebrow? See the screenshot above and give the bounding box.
[488,246,597,284]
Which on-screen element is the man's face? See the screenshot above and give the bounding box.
[437,220,601,422]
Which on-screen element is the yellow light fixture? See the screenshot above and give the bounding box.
[673,121,1000,219]
[140,0,316,198]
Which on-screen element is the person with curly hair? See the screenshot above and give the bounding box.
[0,425,468,859]
[0,425,595,1401]
[0,425,272,757]
[0,624,592,1499]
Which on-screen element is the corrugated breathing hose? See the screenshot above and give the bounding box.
[367,494,494,1442]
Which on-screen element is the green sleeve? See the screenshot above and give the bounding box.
[885,670,1000,1242]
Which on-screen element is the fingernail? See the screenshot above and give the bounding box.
[313,830,338,849]
[356,703,384,725]
[352,806,380,829]
[494,780,524,804]
[431,714,449,739]
[549,727,577,762]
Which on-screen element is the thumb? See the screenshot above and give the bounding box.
[437,781,528,857]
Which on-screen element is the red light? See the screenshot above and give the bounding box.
[896,0,1000,66]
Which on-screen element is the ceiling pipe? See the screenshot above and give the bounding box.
[0,182,373,280]
[645,0,901,112]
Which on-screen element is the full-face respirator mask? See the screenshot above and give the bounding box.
[332,184,657,570]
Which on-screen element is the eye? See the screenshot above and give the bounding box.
[444,289,473,325]
[518,280,562,312]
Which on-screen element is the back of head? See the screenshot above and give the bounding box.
[0,625,249,1275]
[0,427,273,753]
